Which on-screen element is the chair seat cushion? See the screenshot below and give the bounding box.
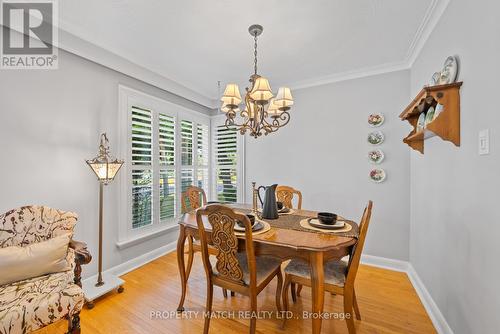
[284,259,348,287]
[211,253,281,286]
[0,271,84,334]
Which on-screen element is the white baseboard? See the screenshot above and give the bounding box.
[360,254,453,334]
[407,264,454,334]
[82,240,177,286]
[361,254,410,272]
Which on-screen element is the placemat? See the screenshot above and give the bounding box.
[299,218,353,234]
[234,219,271,236]
[237,209,358,238]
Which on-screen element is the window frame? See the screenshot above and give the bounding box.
[118,85,211,247]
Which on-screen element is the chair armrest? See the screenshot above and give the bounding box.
[69,239,92,287]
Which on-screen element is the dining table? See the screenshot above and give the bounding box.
[176,203,359,334]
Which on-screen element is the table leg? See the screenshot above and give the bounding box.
[177,225,187,312]
[309,251,325,334]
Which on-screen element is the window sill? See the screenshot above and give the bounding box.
[116,224,179,250]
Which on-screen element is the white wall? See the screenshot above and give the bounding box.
[410,1,500,333]
[0,40,211,279]
[245,70,411,261]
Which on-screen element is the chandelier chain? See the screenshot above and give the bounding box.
[253,32,258,76]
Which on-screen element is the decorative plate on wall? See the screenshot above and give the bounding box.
[368,113,384,127]
[367,131,385,145]
[438,56,459,85]
[369,168,386,183]
[368,149,385,164]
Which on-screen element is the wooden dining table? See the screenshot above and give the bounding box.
[176,203,358,334]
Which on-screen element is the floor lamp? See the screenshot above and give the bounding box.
[84,133,124,309]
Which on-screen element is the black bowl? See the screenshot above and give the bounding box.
[237,214,256,228]
[317,212,337,225]
[277,201,284,210]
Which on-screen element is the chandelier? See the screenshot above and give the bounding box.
[220,24,294,138]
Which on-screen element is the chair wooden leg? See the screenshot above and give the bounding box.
[222,288,228,298]
[281,275,292,329]
[249,294,258,334]
[203,282,214,334]
[290,282,297,303]
[343,290,356,334]
[67,312,81,334]
[353,288,361,320]
[275,270,283,312]
[296,284,303,297]
[185,236,194,283]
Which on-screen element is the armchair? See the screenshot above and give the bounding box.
[0,206,91,334]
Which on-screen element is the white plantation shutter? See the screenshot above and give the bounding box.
[214,125,239,203]
[158,113,176,220]
[197,123,209,192]
[180,120,194,194]
[131,106,153,229]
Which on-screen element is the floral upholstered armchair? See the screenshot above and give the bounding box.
[0,206,91,334]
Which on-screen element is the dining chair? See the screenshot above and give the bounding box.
[196,205,283,334]
[281,201,373,334]
[181,186,231,297]
[276,185,303,209]
[276,185,304,296]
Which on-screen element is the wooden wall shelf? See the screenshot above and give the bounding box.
[400,82,462,154]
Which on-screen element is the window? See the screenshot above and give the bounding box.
[119,86,212,244]
[212,115,245,203]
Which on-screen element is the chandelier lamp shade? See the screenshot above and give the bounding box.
[221,24,294,138]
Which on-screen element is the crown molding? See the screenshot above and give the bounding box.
[288,0,450,91]
[2,0,450,104]
[289,60,410,91]
[405,0,451,66]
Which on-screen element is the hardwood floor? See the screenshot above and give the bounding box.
[37,252,436,334]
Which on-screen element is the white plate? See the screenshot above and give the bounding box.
[369,168,386,183]
[368,113,384,127]
[416,113,425,131]
[438,56,459,84]
[367,131,385,145]
[425,106,435,127]
[368,149,385,164]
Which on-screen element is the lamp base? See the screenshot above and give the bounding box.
[82,272,124,309]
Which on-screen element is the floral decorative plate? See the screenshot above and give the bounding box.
[425,106,435,127]
[369,168,386,183]
[368,113,384,127]
[416,113,426,131]
[368,149,385,164]
[367,131,385,145]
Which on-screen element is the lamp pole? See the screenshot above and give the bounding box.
[96,181,104,287]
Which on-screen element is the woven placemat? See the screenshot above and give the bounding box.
[237,208,358,238]
[234,219,271,236]
[299,218,352,234]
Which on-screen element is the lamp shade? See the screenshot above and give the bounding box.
[267,98,281,116]
[249,77,273,103]
[221,83,242,106]
[274,87,294,109]
[87,160,123,182]
[86,133,124,184]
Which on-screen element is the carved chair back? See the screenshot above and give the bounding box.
[276,185,303,209]
[181,186,207,213]
[345,201,373,288]
[0,206,77,248]
[196,205,257,287]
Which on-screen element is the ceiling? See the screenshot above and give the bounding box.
[59,0,435,100]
